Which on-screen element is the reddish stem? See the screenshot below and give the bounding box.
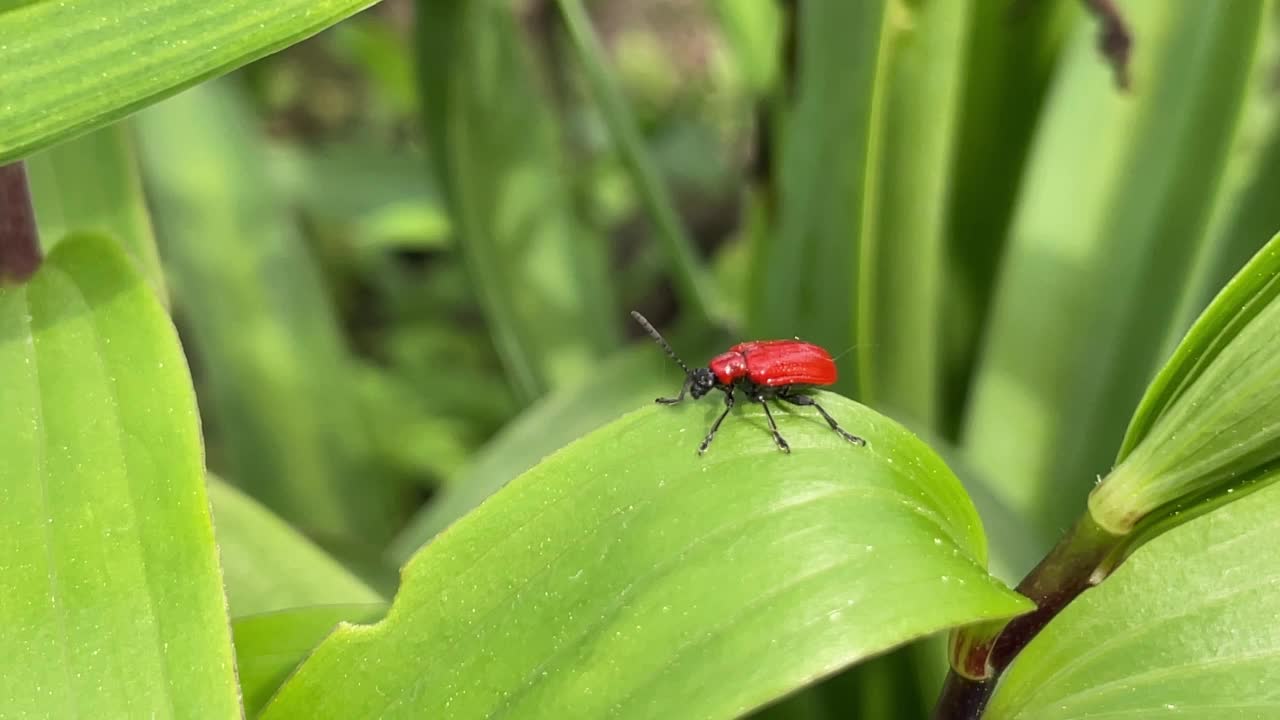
[0,162,41,284]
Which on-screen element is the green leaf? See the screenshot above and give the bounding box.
[233,604,386,718]
[961,0,1272,532]
[750,0,891,398]
[1091,232,1280,534]
[209,477,383,618]
[862,0,972,428]
[135,80,397,544]
[267,393,1030,719]
[388,339,722,563]
[0,234,238,717]
[415,0,616,403]
[941,0,1072,437]
[986,477,1280,719]
[0,0,379,163]
[25,122,167,301]
[1162,10,1280,352]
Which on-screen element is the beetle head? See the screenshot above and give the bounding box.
[689,367,716,398]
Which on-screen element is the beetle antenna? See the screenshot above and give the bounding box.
[630,310,690,373]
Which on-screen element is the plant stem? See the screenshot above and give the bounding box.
[554,0,722,329]
[0,161,41,284]
[932,514,1124,719]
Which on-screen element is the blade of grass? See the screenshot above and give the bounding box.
[415,0,616,403]
[556,0,721,328]
[861,0,973,430]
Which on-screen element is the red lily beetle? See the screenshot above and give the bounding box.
[631,311,866,454]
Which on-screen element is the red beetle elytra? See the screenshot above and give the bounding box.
[631,311,866,454]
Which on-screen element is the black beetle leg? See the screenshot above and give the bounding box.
[698,389,734,454]
[781,393,866,446]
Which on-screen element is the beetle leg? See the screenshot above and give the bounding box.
[756,397,790,454]
[698,390,734,454]
[782,393,866,446]
[656,377,690,405]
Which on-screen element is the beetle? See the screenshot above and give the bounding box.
[631,310,866,454]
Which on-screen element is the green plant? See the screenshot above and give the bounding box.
[3,1,1280,718]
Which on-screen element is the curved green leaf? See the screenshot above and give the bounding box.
[233,604,386,718]
[0,234,238,718]
[268,393,1030,719]
[0,0,380,163]
[209,477,383,618]
[1092,232,1280,533]
[987,477,1280,719]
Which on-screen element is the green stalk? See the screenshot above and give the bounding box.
[555,0,721,328]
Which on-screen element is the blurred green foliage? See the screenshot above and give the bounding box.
[4,0,1280,717]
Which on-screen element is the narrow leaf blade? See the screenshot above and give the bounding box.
[0,0,380,162]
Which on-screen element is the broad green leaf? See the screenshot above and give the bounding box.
[267,393,1030,719]
[962,0,1272,532]
[862,0,972,429]
[556,0,721,328]
[135,81,397,544]
[0,234,238,718]
[233,604,386,718]
[416,0,616,404]
[0,0,380,163]
[986,477,1280,719]
[25,122,167,300]
[388,338,723,563]
[209,477,384,618]
[1091,232,1280,533]
[750,0,891,399]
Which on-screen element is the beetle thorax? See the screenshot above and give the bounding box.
[708,351,748,386]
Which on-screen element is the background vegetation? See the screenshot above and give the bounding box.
[3,0,1280,717]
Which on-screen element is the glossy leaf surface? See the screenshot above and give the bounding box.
[268,393,1029,719]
